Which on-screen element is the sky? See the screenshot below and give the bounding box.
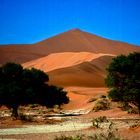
[0,0,140,45]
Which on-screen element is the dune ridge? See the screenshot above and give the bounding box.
[23,52,115,72]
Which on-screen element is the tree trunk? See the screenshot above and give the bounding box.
[11,106,18,119]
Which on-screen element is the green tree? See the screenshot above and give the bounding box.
[0,63,69,118]
[105,52,140,113]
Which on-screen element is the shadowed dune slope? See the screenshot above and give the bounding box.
[47,55,114,87]
[0,29,140,64]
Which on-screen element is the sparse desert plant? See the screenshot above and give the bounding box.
[19,112,34,122]
[54,135,84,140]
[91,119,123,140]
[92,116,108,128]
[29,104,39,108]
[90,131,123,140]
[118,102,131,111]
[93,98,110,112]
[53,105,61,113]
[129,121,140,128]
[127,108,139,114]
[55,117,122,140]
[55,131,122,140]
[118,102,139,114]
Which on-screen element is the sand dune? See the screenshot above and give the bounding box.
[23,52,114,87]
[48,55,113,87]
[0,29,139,64]
[23,52,115,72]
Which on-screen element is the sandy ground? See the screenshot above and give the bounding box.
[0,118,140,140]
[0,87,140,140]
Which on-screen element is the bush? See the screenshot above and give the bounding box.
[90,131,123,140]
[55,135,84,140]
[92,116,108,128]
[118,102,139,114]
[19,113,34,122]
[93,99,110,112]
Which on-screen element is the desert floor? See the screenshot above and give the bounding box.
[0,87,140,140]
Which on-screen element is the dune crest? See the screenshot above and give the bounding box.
[23,52,115,72]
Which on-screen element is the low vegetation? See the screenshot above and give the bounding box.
[93,98,110,112]
[55,125,123,140]
[92,116,108,128]
[55,135,84,140]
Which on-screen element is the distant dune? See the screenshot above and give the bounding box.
[23,52,114,87]
[48,55,114,87]
[0,29,139,64]
[23,52,114,72]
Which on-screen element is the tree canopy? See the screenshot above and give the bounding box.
[105,52,140,113]
[0,63,69,118]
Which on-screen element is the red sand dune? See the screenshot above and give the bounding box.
[23,52,114,72]
[0,29,140,64]
[23,52,114,87]
[48,58,110,87]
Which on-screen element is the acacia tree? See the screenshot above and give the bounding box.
[0,63,69,118]
[105,52,140,113]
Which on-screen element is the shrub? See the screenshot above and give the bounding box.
[55,135,84,140]
[93,99,110,112]
[118,102,139,114]
[92,116,108,128]
[90,131,123,140]
[19,113,34,122]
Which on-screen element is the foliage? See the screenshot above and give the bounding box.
[0,62,69,118]
[93,98,110,112]
[91,116,123,140]
[105,52,140,113]
[55,131,122,140]
[19,112,34,122]
[118,102,139,114]
[55,116,123,140]
[92,116,108,128]
[55,135,84,140]
[90,131,123,140]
